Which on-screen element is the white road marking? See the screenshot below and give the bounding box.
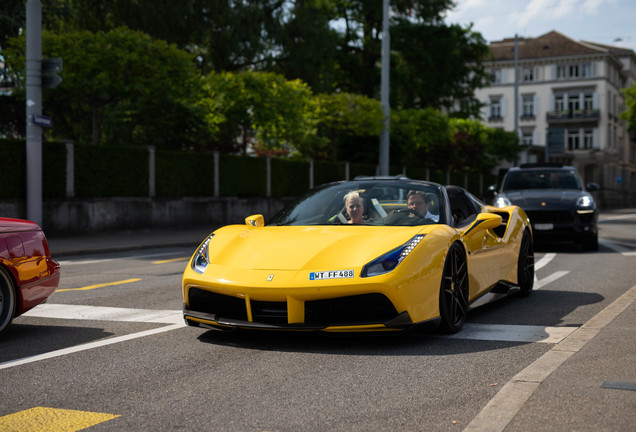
[444,323,576,344]
[534,252,556,271]
[463,283,636,432]
[0,323,185,371]
[534,270,569,290]
[600,238,636,256]
[599,213,636,222]
[21,303,183,324]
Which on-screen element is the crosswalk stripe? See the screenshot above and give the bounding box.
[22,303,182,324]
[443,323,576,344]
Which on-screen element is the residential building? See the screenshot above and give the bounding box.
[476,31,636,207]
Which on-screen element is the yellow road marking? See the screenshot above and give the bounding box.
[152,257,188,264]
[0,407,120,431]
[56,278,141,292]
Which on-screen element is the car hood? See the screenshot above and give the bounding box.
[0,218,41,234]
[502,190,584,210]
[204,225,431,271]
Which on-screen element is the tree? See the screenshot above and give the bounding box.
[313,92,383,161]
[391,22,490,116]
[390,107,452,167]
[4,27,217,148]
[622,83,636,136]
[203,70,319,156]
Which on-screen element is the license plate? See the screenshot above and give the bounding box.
[534,223,554,231]
[309,270,354,280]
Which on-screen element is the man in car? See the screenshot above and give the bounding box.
[407,190,439,222]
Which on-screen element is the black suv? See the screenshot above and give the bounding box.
[491,163,599,250]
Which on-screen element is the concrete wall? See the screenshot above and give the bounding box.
[0,196,295,234]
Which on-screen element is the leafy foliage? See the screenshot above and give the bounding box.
[622,83,636,135]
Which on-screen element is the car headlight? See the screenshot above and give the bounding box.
[576,194,595,213]
[191,234,214,274]
[494,196,511,208]
[361,235,425,278]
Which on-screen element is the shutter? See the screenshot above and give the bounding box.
[533,129,539,146]
[501,97,507,117]
[593,92,599,110]
[534,94,539,116]
[593,128,600,149]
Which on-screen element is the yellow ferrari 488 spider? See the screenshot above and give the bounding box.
[182,177,534,334]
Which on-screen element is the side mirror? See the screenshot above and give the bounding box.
[463,213,503,238]
[245,214,265,227]
[586,182,600,191]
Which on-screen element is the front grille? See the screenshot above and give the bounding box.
[305,293,398,325]
[188,288,248,321]
[251,301,287,324]
[188,289,398,327]
[526,210,575,224]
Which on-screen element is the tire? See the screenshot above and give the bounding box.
[439,242,469,334]
[517,228,534,297]
[0,267,17,335]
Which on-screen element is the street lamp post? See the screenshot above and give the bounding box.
[26,0,43,225]
[379,0,390,176]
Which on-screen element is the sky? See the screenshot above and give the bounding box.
[444,0,636,52]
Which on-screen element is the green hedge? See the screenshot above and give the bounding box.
[219,154,267,196]
[0,139,66,199]
[0,139,496,200]
[271,158,309,197]
[156,150,214,197]
[75,144,149,197]
[0,139,25,199]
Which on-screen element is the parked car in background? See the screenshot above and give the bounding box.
[0,218,61,334]
[490,163,599,250]
[183,177,534,335]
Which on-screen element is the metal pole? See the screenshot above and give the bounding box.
[26,0,43,224]
[514,34,519,166]
[379,0,390,176]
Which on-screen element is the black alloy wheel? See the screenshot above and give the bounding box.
[0,267,17,334]
[439,242,469,333]
[517,228,535,297]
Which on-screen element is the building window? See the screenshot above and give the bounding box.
[491,69,504,84]
[522,95,534,117]
[569,64,579,78]
[490,98,502,120]
[556,65,567,79]
[522,67,534,82]
[555,94,565,112]
[568,94,580,112]
[521,131,534,146]
[583,129,593,149]
[581,63,592,77]
[584,94,594,111]
[568,130,580,150]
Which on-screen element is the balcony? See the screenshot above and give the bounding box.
[546,109,600,123]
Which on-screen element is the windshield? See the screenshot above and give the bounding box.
[269,181,446,226]
[502,169,582,191]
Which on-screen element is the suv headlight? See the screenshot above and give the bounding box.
[362,235,425,277]
[576,194,595,213]
[191,234,214,274]
[494,196,512,208]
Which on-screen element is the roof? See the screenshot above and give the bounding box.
[489,31,613,61]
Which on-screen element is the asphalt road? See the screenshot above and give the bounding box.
[1,212,635,431]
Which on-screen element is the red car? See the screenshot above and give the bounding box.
[0,218,61,334]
